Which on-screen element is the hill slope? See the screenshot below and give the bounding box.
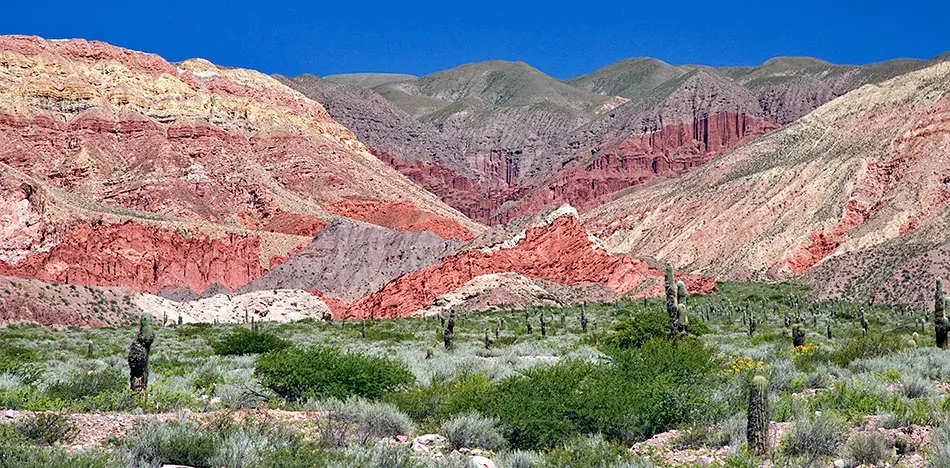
[0,35,480,294]
[585,61,950,305]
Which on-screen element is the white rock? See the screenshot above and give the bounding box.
[470,456,497,468]
[833,460,845,468]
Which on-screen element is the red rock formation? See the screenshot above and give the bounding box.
[0,221,268,293]
[498,113,778,221]
[344,214,715,319]
[326,199,474,241]
[307,289,349,319]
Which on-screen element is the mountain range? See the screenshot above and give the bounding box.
[1,34,948,326]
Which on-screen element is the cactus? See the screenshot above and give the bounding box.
[665,262,678,334]
[580,303,589,333]
[860,309,869,335]
[177,313,183,326]
[525,310,533,334]
[443,312,456,350]
[484,329,492,349]
[127,313,155,392]
[826,321,833,340]
[539,312,547,337]
[936,279,949,349]
[86,341,94,358]
[748,310,756,336]
[747,375,770,455]
[791,323,805,348]
[361,319,367,338]
[676,280,687,306]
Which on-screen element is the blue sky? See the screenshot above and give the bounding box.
[1,0,947,79]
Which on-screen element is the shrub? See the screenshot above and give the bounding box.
[44,367,127,407]
[601,311,669,349]
[782,411,843,458]
[305,397,414,446]
[122,417,219,468]
[830,334,904,367]
[497,450,542,468]
[454,338,719,450]
[929,423,950,468]
[254,346,414,401]
[844,432,888,467]
[543,434,649,468]
[901,377,934,399]
[211,329,291,356]
[441,412,506,451]
[14,412,78,446]
[602,311,707,350]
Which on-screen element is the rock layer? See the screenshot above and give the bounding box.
[586,62,950,305]
[344,208,715,319]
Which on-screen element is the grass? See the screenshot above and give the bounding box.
[0,281,949,466]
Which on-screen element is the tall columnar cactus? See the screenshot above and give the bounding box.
[127,313,155,392]
[525,310,533,334]
[826,321,833,340]
[539,312,547,337]
[791,323,805,348]
[748,309,757,336]
[580,303,588,333]
[934,279,949,349]
[747,375,770,455]
[676,280,687,307]
[665,262,678,335]
[443,312,456,350]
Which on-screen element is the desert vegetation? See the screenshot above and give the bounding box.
[1,280,950,467]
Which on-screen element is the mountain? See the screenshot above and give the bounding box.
[566,57,690,102]
[0,35,479,295]
[584,60,950,306]
[323,73,417,88]
[286,54,947,225]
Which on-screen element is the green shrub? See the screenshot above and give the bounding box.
[844,432,889,467]
[830,334,905,367]
[14,412,78,446]
[601,311,669,349]
[211,329,291,356]
[441,412,506,451]
[254,346,414,401]
[543,434,649,468]
[782,411,843,458]
[451,338,719,450]
[602,311,707,350]
[304,397,414,446]
[123,417,219,468]
[44,367,127,406]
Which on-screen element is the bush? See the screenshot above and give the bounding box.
[929,423,950,468]
[44,367,127,407]
[601,311,669,350]
[830,334,905,367]
[496,450,542,468]
[441,412,506,451]
[254,346,414,401]
[844,432,888,467]
[305,397,414,446]
[782,411,843,458]
[449,338,719,450]
[123,417,219,468]
[543,434,649,468]
[212,329,291,356]
[14,412,78,446]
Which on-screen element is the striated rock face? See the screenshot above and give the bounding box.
[344,208,715,319]
[239,218,460,303]
[0,35,481,296]
[0,221,267,294]
[586,62,950,305]
[325,199,473,241]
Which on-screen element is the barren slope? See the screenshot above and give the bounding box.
[0,35,481,294]
[585,61,950,305]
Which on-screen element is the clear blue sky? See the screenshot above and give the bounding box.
[1,0,947,79]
